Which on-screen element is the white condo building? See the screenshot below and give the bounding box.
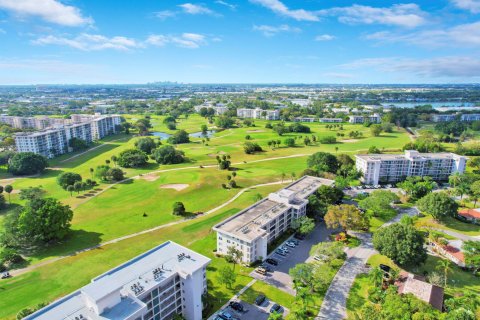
[14,115,122,158]
[319,118,343,123]
[25,241,210,320]
[461,114,480,122]
[213,176,334,264]
[236,108,280,120]
[432,114,457,122]
[348,113,381,124]
[356,150,467,185]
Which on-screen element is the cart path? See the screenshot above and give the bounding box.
[10,180,288,277]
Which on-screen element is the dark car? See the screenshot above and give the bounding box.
[255,294,266,306]
[266,258,278,266]
[294,233,306,240]
[270,303,282,313]
[261,264,272,272]
[229,301,244,312]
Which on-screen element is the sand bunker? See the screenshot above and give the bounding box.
[139,173,160,182]
[246,130,265,133]
[160,184,189,191]
[341,139,359,143]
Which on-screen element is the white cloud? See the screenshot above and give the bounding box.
[250,0,319,21]
[146,33,207,49]
[341,56,480,78]
[32,33,141,51]
[451,0,480,13]
[178,3,215,15]
[0,0,92,26]
[253,24,301,37]
[154,10,176,20]
[315,34,335,41]
[0,28,5,34]
[318,4,426,28]
[215,1,236,10]
[365,21,480,47]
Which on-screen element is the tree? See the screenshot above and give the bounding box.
[16,198,73,244]
[215,115,234,129]
[310,241,346,261]
[73,181,82,194]
[436,259,452,287]
[291,216,315,235]
[200,124,208,135]
[89,167,94,179]
[373,223,427,266]
[107,168,125,181]
[284,138,295,147]
[268,312,283,320]
[135,137,157,154]
[8,152,48,175]
[397,176,436,201]
[56,172,82,190]
[243,142,263,154]
[358,190,399,218]
[67,185,74,197]
[325,204,369,233]
[152,145,185,164]
[225,246,244,271]
[117,149,148,168]
[370,124,383,137]
[417,192,458,221]
[168,130,190,144]
[68,137,89,151]
[172,202,186,216]
[4,185,12,202]
[289,263,314,292]
[0,194,5,209]
[369,266,385,288]
[217,266,236,289]
[368,145,381,154]
[111,155,118,167]
[18,187,46,201]
[307,152,339,174]
[319,136,336,144]
[462,240,480,274]
[95,165,110,181]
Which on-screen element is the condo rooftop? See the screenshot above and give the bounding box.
[25,241,210,320]
[355,151,463,161]
[213,176,334,241]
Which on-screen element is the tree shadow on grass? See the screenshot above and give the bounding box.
[19,229,104,266]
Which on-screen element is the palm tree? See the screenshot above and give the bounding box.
[449,172,462,188]
[4,185,13,203]
[90,167,94,179]
[291,172,296,182]
[281,172,286,182]
[111,155,117,167]
[335,146,339,153]
[436,259,452,287]
[67,185,74,197]
[369,266,384,288]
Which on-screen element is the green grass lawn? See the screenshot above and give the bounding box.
[0,183,282,320]
[0,115,413,319]
[416,214,480,236]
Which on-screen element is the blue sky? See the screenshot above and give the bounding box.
[0,0,479,84]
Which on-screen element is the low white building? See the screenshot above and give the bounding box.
[294,117,316,122]
[25,241,210,320]
[213,176,334,264]
[319,118,343,123]
[432,114,457,122]
[348,113,381,124]
[236,108,280,120]
[355,150,467,185]
[461,114,480,122]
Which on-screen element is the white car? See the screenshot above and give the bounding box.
[285,242,296,248]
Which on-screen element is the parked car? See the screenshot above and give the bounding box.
[1,272,11,279]
[266,258,278,266]
[289,239,299,245]
[275,249,287,256]
[261,264,272,272]
[270,303,282,313]
[280,246,289,252]
[229,301,244,312]
[294,233,306,240]
[255,294,266,306]
[218,311,234,320]
[255,267,267,275]
[285,241,296,248]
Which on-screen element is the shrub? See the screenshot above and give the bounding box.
[117,149,148,168]
[152,145,185,164]
[107,168,125,181]
[319,136,337,144]
[172,202,186,216]
[167,130,190,144]
[56,172,82,190]
[284,138,295,147]
[244,142,263,154]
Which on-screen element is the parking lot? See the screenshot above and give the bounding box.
[250,222,335,294]
[211,299,288,320]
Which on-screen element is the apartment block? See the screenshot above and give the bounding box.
[14,115,121,158]
[348,113,381,124]
[355,150,467,185]
[460,114,480,122]
[213,176,334,264]
[236,108,280,120]
[319,118,343,123]
[432,114,457,122]
[0,115,70,130]
[25,241,210,320]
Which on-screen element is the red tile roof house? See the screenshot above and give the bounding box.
[395,272,444,311]
[429,239,466,267]
[457,208,480,224]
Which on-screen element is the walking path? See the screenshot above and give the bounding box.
[316,207,417,320]
[429,227,480,242]
[10,181,287,277]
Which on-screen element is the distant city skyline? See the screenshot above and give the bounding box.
[0,0,479,84]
